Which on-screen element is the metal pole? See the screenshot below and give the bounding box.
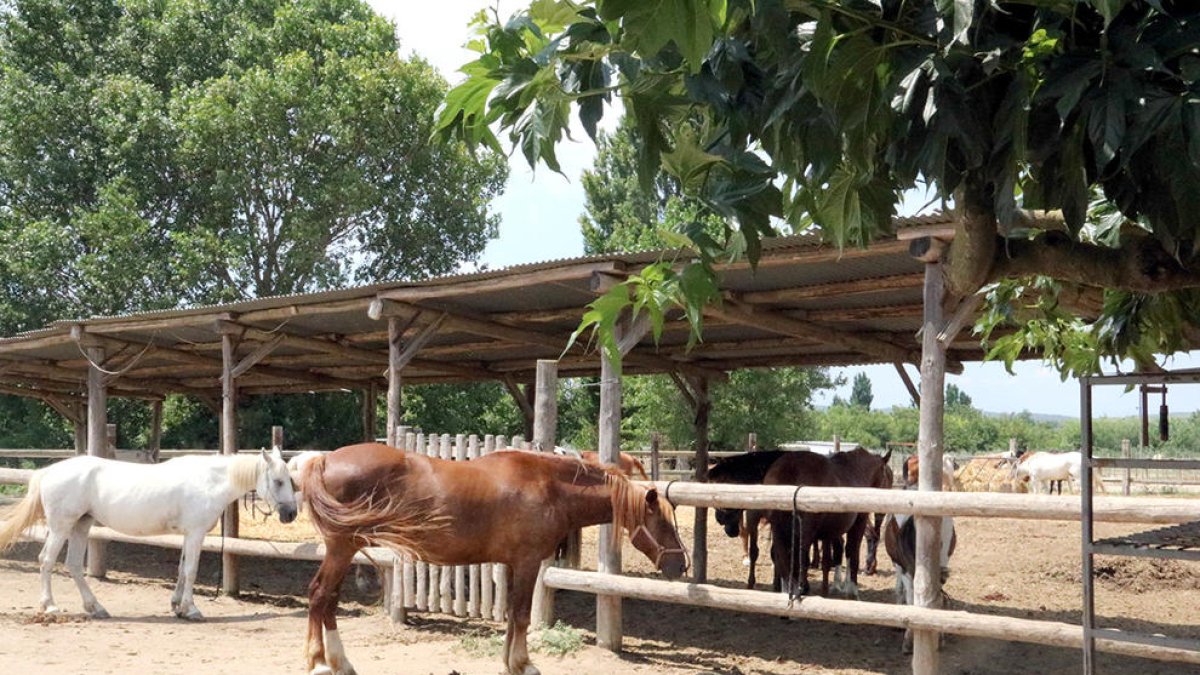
[1081,376,1096,675]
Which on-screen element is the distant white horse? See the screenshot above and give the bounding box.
[1010,450,1102,494]
[0,447,297,620]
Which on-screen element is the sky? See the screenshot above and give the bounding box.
[372,0,1200,420]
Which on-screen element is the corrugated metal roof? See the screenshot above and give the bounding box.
[0,217,982,399]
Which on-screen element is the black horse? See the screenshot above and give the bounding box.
[708,450,787,588]
[709,449,891,589]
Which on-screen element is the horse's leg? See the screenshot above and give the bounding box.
[307,537,358,675]
[505,560,540,675]
[65,517,108,618]
[844,516,867,599]
[175,529,206,620]
[746,510,760,588]
[819,539,831,597]
[38,525,70,613]
[170,547,187,613]
[739,513,751,566]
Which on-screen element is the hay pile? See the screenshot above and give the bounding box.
[954,454,1027,492]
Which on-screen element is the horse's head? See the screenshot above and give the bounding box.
[258,447,298,523]
[623,486,688,579]
[713,507,743,538]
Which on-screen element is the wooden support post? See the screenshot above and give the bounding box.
[220,328,240,596]
[148,400,163,464]
[649,433,661,482]
[895,362,921,407]
[85,343,109,577]
[73,421,86,455]
[531,360,559,628]
[106,423,116,456]
[747,432,757,451]
[913,261,946,674]
[362,382,377,443]
[691,377,711,585]
[386,317,407,624]
[1121,438,1132,496]
[597,339,623,650]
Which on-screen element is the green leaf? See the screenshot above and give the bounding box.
[661,129,724,193]
[597,0,715,71]
[1089,0,1127,28]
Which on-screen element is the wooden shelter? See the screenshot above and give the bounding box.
[0,211,1059,673]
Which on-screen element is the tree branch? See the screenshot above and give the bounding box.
[990,233,1200,293]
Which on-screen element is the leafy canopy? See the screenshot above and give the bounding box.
[438,0,1200,375]
[0,0,508,333]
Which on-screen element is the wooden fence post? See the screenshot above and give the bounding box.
[219,326,240,596]
[1121,438,1132,496]
[85,342,109,577]
[649,432,661,482]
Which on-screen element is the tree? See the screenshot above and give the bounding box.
[945,383,973,411]
[0,0,508,331]
[0,0,508,450]
[439,1,1200,375]
[850,373,873,409]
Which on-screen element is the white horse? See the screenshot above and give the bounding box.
[1010,450,1081,494]
[0,447,297,620]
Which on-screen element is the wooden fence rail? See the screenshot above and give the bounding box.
[542,569,1200,666]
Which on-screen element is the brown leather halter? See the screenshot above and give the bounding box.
[628,523,689,570]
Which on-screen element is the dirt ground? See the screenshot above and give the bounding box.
[3,502,1200,675]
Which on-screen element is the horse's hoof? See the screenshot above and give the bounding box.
[310,667,335,675]
[522,666,540,675]
[741,557,751,567]
[181,607,204,621]
[89,607,111,619]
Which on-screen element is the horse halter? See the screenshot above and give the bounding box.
[629,523,689,569]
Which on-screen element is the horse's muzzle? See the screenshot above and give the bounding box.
[723,521,740,538]
[660,551,688,580]
[278,504,298,524]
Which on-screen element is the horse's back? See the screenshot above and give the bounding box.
[763,451,838,487]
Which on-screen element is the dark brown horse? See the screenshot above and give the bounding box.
[299,443,687,675]
[765,448,892,598]
[708,450,785,588]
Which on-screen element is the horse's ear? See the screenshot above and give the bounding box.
[260,447,268,462]
[881,449,892,463]
[645,488,659,506]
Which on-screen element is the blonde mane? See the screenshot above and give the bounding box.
[228,455,262,494]
[606,472,647,546]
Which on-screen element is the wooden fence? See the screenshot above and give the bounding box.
[4,446,1200,667]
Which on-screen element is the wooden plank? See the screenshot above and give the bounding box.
[402,431,417,610]
[493,434,509,622]
[414,432,428,612]
[541,569,1200,666]
[454,433,468,618]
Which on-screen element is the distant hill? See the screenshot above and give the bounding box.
[980,410,1075,424]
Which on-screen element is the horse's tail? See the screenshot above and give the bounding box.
[0,471,46,554]
[300,453,444,559]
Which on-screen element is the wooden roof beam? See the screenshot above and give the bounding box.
[375,261,626,304]
[738,272,924,305]
[706,297,964,374]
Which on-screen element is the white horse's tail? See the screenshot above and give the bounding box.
[0,472,45,553]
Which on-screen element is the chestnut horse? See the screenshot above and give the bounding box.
[580,450,649,480]
[765,448,892,598]
[298,443,687,675]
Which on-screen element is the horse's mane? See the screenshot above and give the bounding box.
[549,453,648,545]
[300,454,450,558]
[228,455,262,494]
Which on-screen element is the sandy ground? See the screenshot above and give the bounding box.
[3,502,1200,674]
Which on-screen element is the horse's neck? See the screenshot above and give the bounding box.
[224,455,262,497]
[563,475,630,530]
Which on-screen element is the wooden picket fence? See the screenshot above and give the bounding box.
[386,431,527,622]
